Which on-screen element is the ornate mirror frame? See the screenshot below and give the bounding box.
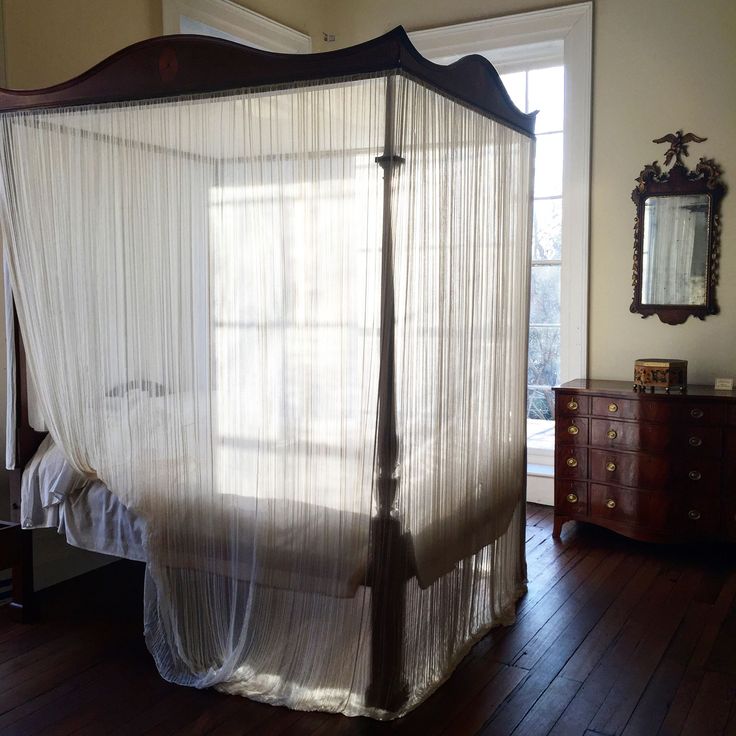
[630,131,726,325]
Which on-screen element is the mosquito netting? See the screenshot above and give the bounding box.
[0,61,533,718]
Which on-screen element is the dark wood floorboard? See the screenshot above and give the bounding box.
[0,504,733,736]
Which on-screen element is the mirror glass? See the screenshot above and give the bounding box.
[640,194,710,305]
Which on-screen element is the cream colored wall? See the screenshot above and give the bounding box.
[322,0,736,386]
[589,0,736,385]
[321,0,567,45]
[1,0,329,89]
[3,0,162,88]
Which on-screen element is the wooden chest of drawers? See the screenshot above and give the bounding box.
[552,379,736,543]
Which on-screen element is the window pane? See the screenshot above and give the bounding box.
[529,264,560,326]
[528,383,555,421]
[528,324,560,420]
[500,71,527,112]
[525,69,564,425]
[528,263,560,421]
[528,66,564,133]
[533,197,562,261]
[534,132,563,198]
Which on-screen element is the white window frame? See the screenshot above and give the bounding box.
[411,5,591,502]
[162,0,311,53]
[411,2,591,386]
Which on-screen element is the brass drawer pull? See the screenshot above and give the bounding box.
[567,425,579,435]
[605,461,617,472]
[607,429,618,440]
[606,499,616,509]
[688,436,702,447]
[690,408,704,419]
[566,493,579,504]
[608,402,618,413]
[688,509,701,520]
[566,457,578,468]
[688,470,702,481]
[567,399,578,411]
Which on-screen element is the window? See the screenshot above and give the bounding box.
[501,67,564,428]
[411,3,592,495]
[162,0,311,53]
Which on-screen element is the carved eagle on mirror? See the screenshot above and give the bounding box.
[653,131,707,167]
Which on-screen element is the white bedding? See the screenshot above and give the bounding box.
[22,435,372,596]
[23,417,522,592]
[22,434,147,562]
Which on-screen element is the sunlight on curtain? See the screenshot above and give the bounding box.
[0,73,532,718]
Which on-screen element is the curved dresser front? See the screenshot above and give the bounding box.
[552,379,736,543]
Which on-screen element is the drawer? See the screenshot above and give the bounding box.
[590,484,670,529]
[591,396,680,422]
[590,485,719,537]
[591,397,725,425]
[676,402,725,426]
[556,417,589,445]
[555,481,588,516]
[557,393,589,417]
[729,405,736,427]
[590,419,722,458]
[589,449,721,492]
[672,497,720,538]
[591,396,642,420]
[555,447,587,480]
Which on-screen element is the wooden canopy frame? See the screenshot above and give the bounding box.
[1,27,534,712]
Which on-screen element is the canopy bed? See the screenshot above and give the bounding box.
[0,28,535,719]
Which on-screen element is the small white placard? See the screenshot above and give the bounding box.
[714,377,733,390]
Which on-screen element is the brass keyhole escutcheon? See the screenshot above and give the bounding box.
[567,425,579,435]
[689,436,702,447]
[566,457,578,468]
[606,498,616,509]
[688,470,702,481]
[690,408,704,419]
[605,461,616,472]
[566,493,578,504]
[607,429,617,440]
[688,509,701,520]
[608,402,618,413]
[567,399,578,411]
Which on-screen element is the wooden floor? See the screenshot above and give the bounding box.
[1,504,734,735]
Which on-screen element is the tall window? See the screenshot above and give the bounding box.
[411,2,591,477]
[501,67,564,424]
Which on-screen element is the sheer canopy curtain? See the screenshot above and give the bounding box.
[0,72,532,718]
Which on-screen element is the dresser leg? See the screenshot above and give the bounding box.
[552,515,566,539]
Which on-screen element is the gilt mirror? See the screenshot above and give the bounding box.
[631,131,726,324]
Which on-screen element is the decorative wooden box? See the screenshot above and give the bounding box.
[633,358,687,393]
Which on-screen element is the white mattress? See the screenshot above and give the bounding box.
[22,434,521,593]
[21,435,371,596]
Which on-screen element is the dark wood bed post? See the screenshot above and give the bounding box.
[365,74,410,712]
[7,304,45,621]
